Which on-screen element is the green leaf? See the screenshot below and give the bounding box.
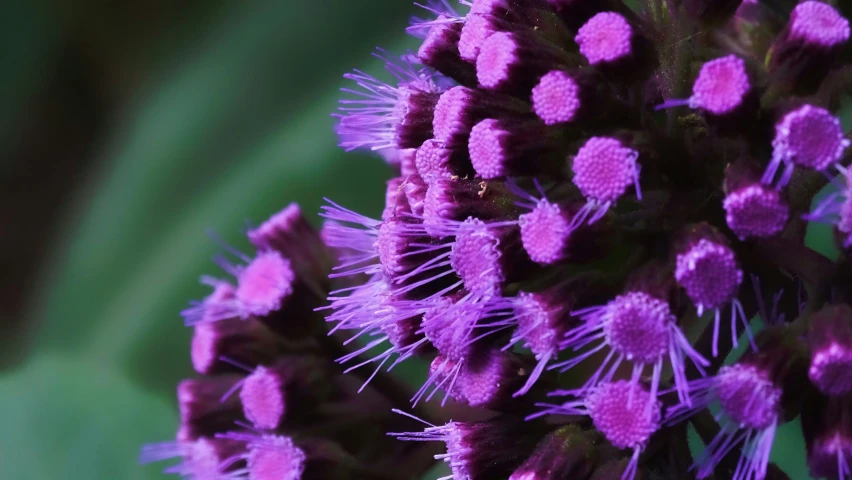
[0,354,177,480]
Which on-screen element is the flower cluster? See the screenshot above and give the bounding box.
[144,1,852,479]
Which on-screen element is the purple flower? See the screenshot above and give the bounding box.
[570,136,642,226]
[530,70,579,125]
[668,328,810,480]
[554,288,708,405]
[803,395,852,480]
[658,55,751,116]
[534,381,662,480]
[575,12,633,66]
[671,364,782,480]
[146,1,852,478]
[788,2,850,47]
[808,304,852,396]
[763,104,850,188]
[674,225,751,357]
[335,55,442,153]
[723,184,790,240]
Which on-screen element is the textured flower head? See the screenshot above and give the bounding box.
[689,55,751,115]
[575,12,633,65]
[789,1,851,47]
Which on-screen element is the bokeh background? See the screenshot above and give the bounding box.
[0,1,841,478]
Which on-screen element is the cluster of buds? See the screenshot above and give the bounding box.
[141,205,442,479]
[144,1,852,479]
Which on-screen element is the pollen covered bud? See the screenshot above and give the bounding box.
[391,416,546,480]
[222,433,363,480]
[240,356,332,430]
[233,250,325,339]
[531,69,626,126]
[569,136,642,226]
[190,317,292,375]
[418,16,477,86]
[414,139,474,185]
[248,203,333,289]
[575,12,656,80]
[476,30,578,96]
[723,160,790,240]
[690,54,753,118]
[450,219,540,297]
[802,395,852,480]
[539,381,662,480]
[670,330,807,480]
[673,223,747,356]
[469,117,569,179]
[587,381,661,452]
[177,376,245,441]
[769,1,850,92]
[808,304,852,396]
[763,104,850,188]
[519,198,603,265]
[658,54,755,125]
[430,348,553,411]
[432,86,530,153]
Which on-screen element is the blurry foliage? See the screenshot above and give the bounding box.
[0,0,844,478]
[3,0,413,478]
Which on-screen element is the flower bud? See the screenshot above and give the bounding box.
[769,1,851,93]
[808,304,852,396]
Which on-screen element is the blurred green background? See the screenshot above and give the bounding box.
[0,1,840,478]
[0,1,414,478]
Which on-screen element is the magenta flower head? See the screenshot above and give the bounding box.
[802,395,852,480]
[763,104,850,188]
[808,304,852,396]
[531,68,619,126]
[469,117,568,179]
[657,54,753,122]
[690,55,752,116]
[770,1,851,92]
[668,328,810,480]
[416,15,477,87]
[674,223,751,357]
[534,381,663,480]
[148,2,852,478]
[575,12,633,66]
[476,30,576,96]
[517,188,604,266]
[723,160,790,240]
[570,136,642,227]
[553,262,709,406]
[574,11,655,79]
[507,277,610,396]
